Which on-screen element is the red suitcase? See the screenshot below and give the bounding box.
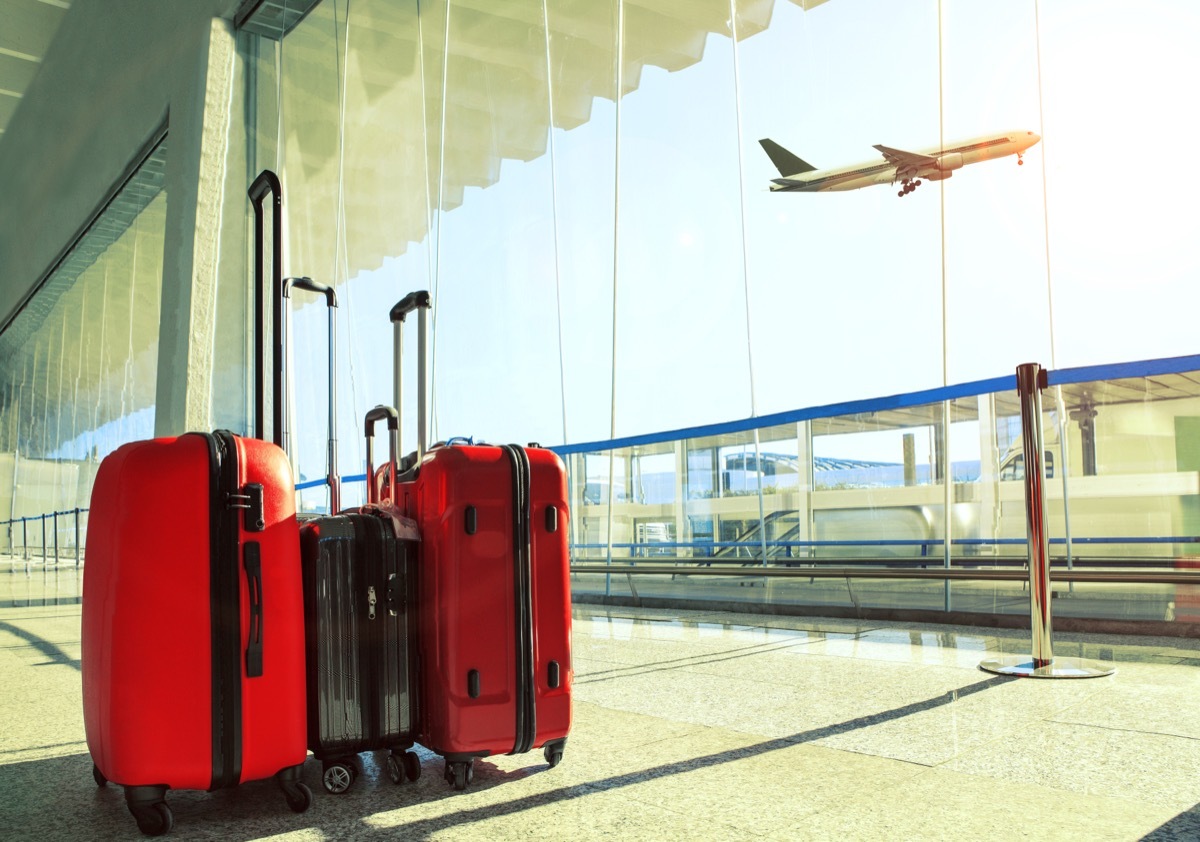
[81,171,312,836]
[82,431,311,835]
[389,292,572,790]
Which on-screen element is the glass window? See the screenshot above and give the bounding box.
[0,136,167,540]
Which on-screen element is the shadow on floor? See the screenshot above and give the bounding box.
[1,676,1011,839]
[1142,802,1200,841]
[0,620,80,671]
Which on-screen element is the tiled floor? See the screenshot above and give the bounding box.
[1,562,1198,840]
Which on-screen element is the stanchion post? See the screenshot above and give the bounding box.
[41,514,47,563]
[980,362,1114,679]
[22,517,28,561]
[1018,364,1053,667]
[53,511,60,567]
[75,508,81,566]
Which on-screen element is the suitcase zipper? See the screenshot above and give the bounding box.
[203,431,244,790]
[504,445,537,755]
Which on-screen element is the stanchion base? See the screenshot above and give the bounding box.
[979,655,1115,679]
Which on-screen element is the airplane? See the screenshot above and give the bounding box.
[760,130,1041,197]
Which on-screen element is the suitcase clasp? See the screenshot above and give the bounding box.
[226,484,265,532]
[368,585,377,620]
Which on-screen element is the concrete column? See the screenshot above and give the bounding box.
[154,18,242,436]
[795,421,813,557]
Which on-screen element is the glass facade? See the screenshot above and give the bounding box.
[562,358,1200,625]
[252,0,1200,492]
[0,137,167,554]
[240,0,1199,624]
[2,0,1195,629]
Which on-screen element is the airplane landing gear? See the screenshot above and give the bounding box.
[1017,154,1024,166]
[897,178,922,197]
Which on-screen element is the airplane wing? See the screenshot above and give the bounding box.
[873,144,938,181]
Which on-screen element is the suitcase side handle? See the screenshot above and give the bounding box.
[243,542,264,678]
[248,170,281,442]
[279,276,340,514]
[365,405,400,505]
[390,291,431,465]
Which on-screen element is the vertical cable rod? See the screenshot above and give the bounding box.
[1033,0,1056,369]
[937,0,953,610]
[542,0,569,447]
[605,0,625,592]
[430,0,453,444]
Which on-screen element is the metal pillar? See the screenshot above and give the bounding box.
[53,511,59,566]
[75,508,81,565]
[980,363,1114,678]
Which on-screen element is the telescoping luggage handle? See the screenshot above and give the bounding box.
[364,405,400,505]
[248,171,281,441]
[281,277,340,514]
[249,170,340,513]
[390,291,431,463]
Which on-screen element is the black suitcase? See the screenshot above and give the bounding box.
[300,406,422,794]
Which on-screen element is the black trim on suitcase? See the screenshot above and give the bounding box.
[504,445,537,755]
[205,432,244,790]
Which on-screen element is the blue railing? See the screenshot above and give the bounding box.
[2,508,89,566]
[550,352,1200,457]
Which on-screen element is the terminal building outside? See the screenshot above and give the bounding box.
[0,1,1198,839]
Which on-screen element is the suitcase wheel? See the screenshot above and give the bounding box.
[283,782,313,813]
[444,760,473,792]
[276,763,313,813]
[404,750,422,782]
[131,802,173,837]
[322,760,357,795]
[544,743,565,769]
[385,754,404,785]
[92,763,108,787]
[386,750,421,785]
[125,787,173,837]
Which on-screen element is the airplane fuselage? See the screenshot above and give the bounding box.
[769,130,1040,192]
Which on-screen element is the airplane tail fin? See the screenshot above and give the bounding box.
[759,139,817,176]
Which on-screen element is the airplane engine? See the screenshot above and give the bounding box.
[936,152,963,171]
